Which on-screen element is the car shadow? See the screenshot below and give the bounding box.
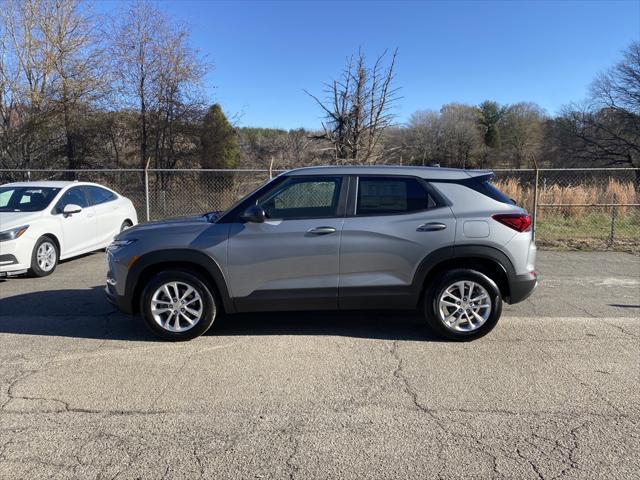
[0,286,443,342]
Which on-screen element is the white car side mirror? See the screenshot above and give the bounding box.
[63,203,83,215]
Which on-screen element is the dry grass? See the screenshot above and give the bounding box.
[494,178,639,216]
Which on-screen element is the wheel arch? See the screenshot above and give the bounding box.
[414,245,515,305]
[39,233,61,254]
[127,249,234,314]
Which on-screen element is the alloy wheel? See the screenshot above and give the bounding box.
[37,242,57,272]
[150,281,206,333]
[438,280,492,332]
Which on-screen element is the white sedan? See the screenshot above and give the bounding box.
[0,181,138,277]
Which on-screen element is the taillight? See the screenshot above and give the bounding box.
[492,213,532,232]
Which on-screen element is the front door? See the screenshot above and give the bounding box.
[54,186,97,257]
[227,176,346,311]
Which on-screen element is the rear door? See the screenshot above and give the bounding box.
[339,175,456,308]
[226,175,347,311]
[85,186,121,245]
[53,186,97,257]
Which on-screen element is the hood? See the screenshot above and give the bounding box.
[116,214,211,240]
[0,211,44,232]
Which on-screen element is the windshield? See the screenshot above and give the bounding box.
[0,186,61,212]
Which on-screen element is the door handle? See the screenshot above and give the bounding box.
[417,222,447,232]
[307,226,337,235]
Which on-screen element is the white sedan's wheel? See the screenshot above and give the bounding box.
[37,242,57,272]
[30,237,59,277]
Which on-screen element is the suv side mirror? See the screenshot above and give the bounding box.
[63,204,83,215]
[241,204,266,223]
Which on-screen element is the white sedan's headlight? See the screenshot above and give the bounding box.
[0,225,29,242]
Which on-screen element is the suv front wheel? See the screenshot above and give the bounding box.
[424,269,502,341]
[140,270,217,341]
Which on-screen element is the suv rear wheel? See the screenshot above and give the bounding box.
[141,270,217,341]
[424,269,502,341]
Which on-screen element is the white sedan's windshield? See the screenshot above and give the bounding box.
[0,186,61,212]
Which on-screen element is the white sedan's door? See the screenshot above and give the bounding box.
[54,186,97,257]
[86,186,121,245]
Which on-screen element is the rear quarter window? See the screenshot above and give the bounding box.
[468,179,515,205]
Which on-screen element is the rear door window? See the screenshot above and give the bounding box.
[356,177,435,215]
[86,186,117,205]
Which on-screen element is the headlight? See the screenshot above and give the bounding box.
[108,239,136,249]
[0,225,29,242]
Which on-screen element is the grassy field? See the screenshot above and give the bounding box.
[536,212,639,251]
[492,178,639,251]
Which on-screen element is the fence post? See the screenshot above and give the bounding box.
[144,161,150,222]
[532,168,539,242]
[608,194,618,246]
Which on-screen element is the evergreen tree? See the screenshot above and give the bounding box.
[200,104,239,169]
[478,101,504,149]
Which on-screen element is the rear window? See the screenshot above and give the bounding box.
[468,179,515,205]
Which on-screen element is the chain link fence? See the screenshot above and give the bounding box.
[1,167,638,251]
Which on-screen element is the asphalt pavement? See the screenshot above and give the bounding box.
[0,251,638,479]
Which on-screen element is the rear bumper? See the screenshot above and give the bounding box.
[507,271,537,304]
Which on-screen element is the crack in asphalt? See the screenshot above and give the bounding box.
[193,445,205,479]
[390,340,503,475]
[387,340,613,479]
[535,344,626,417]
[601,320,640,339]
[2,368,170,415]
[284,432,300,480]
[516,446,545,480]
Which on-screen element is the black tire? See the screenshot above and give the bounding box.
[423,268,502,341]
[29,236,59,277]
[140,270,217,341]
[120,220,133,232]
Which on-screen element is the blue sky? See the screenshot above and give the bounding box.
[98,0,639,129]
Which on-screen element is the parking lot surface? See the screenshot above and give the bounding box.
[0,251,639,479]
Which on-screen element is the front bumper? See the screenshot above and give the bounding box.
[105,248,135,314]
[105,284,133,314]
[0,238,34,274]
[507,271,538,304]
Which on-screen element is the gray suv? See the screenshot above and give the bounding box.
[106,166,537,341]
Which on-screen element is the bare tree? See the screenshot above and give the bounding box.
[0,0,60,170]
[404,104,482,168]
[406,110,442,165]
[501,102,546,168]
[110,0,163,170]
[439,103,482,168]
[0,0,106,172]
[45,0,105,170]
[110,0,207,174]
[306,48,399,164]
[562,41,640,185]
